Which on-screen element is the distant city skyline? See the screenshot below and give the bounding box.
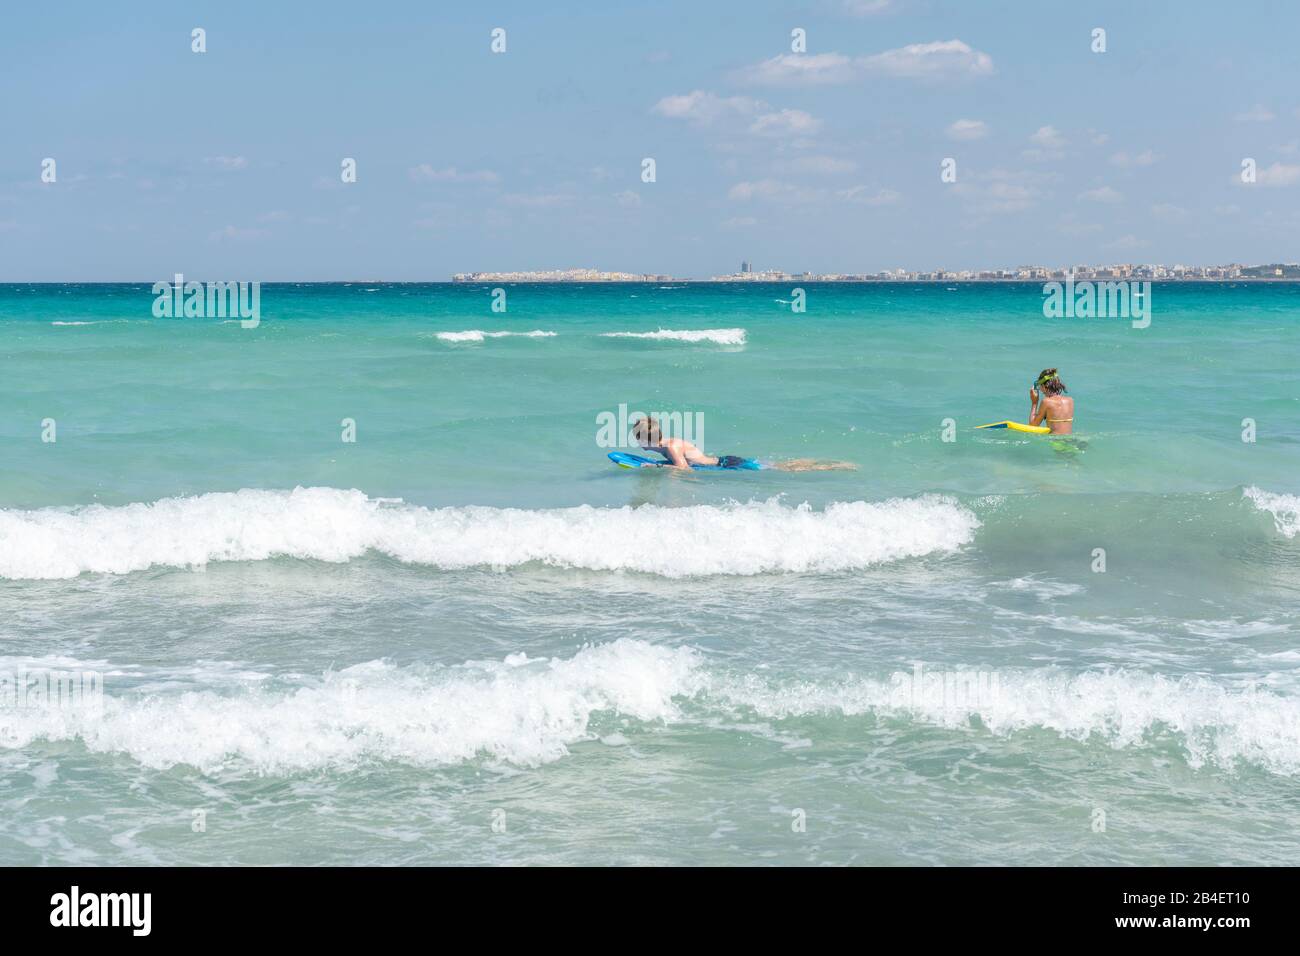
[3,1,1299,280]
[452,260,1300,282]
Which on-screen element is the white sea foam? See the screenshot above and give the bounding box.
[600,328,746,345]
[1182,619,1290,639]
[998,576,1085,601]
[5,641,1297,776]
[1243,486,1300,537]
[710,668,1300,776]
[50,319,132,326]
[0,640,703,773]
[0,487,979,580]
[433,330,557,343]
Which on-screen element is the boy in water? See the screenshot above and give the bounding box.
[631,416,854,471]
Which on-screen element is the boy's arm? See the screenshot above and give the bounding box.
[664,444,692,469]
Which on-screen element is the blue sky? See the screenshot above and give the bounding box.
[3,0,1298,279]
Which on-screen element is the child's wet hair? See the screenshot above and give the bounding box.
[632,416,661,443]
[1036,368,1067,395]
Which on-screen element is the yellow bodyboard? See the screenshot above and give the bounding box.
[975,420,1051,435]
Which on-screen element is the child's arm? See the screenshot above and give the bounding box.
[662,444,692,469]
[1030,393,1053,427]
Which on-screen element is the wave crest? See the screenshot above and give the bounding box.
[600,328,746,345]
[714,668,1300,775]
[433,329,556,342]
[0,640,702,772]
[0,487,978,580]
[5,642,1297,776]
[1244,486,1300,537]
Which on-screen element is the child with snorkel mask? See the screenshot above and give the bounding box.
[1029,368,1073,435]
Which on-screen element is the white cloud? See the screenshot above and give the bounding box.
[732,38,992,92]
[652,90,762,125]
[1104,234,1149,251]
[410,165,499,184]
[1235,104,1275,122]
[1021,126,1066,161]
[858,39,993,80]
[613,190,642,207]
[788,155,858,174]
[947,119,988,141]
[1255,162,1300,186]
[1150,203,1188,219]
[204,156,247,171]
[1078,186,1123,203]
[836,186,902,206]
[978,182,1033,212]
[728,179,803,202]
[1057,216,1102,236]
[722,216,759,228]
[500,193,573,207]
[843,0,892,14]
[1110,149,1159,168]
[1029,126,1066,149]
[208,224,266,241]
[727,178,901,207]
[951,171,1040,217]
[655,90,820,140]
[749,109,822,137]
[733,53,857,87]
[985,167,1060,185]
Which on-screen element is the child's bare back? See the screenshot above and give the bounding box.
[631,416,855,471]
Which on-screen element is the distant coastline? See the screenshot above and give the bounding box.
[452,262,1300,283]
[9,277,1300,286]
[447,276,1300,284]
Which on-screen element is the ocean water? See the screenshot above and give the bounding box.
[1,281,1298,865]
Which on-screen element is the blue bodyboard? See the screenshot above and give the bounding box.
[607,451,763,471]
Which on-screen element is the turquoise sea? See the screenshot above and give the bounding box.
[1,281,1298,865]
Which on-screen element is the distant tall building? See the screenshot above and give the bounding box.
[741,260,751,274]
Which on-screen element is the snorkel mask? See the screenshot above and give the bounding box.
[1034,371,1067,394]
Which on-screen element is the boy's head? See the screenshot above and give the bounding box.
[632,416,662,446]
